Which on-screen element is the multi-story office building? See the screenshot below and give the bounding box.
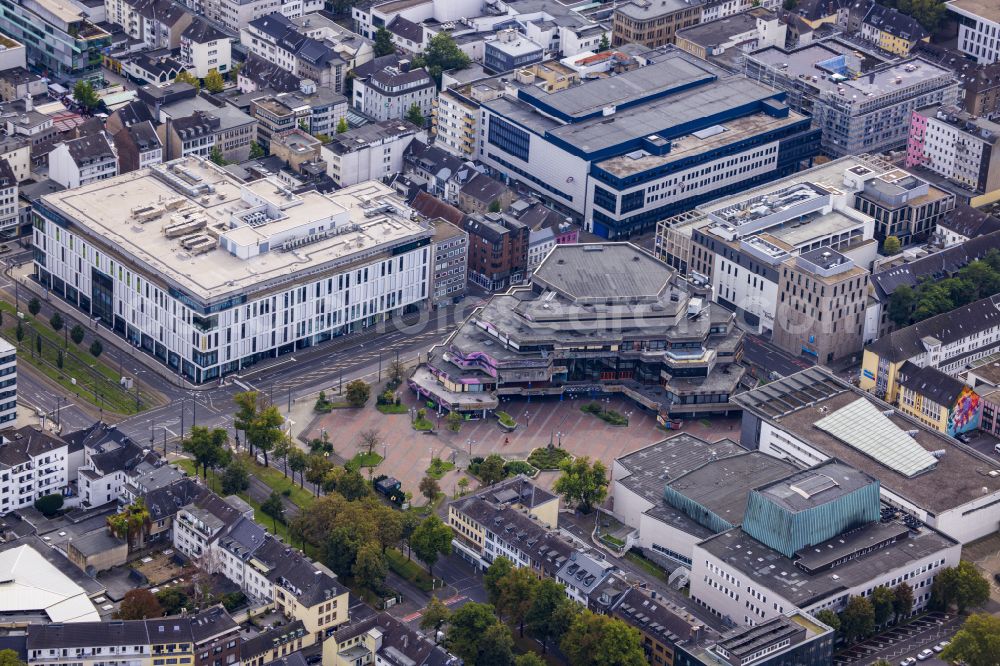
[32,158,432,383]
[483,30,543,73]
[745,44,960,156]
[0,339,14,425]
[0,427,67,515]
[428,219,467,307]
[433,78,503,159]
[853,165,954,246]
[250,85,348,139]
[462,210,528,291]
[0,0,111,76]
[690,457,960,625]
[676,612,833,666]
[739,367,1000,544]
[947,0,1000,65]
[157,92,257,163]
[906,104,1000,205]
[478,48,819,238]
[410,242,746,421]
[612,0,703,48]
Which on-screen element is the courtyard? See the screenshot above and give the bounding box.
[304,391,741,503]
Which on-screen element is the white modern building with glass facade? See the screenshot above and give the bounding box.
[32,158,431,383]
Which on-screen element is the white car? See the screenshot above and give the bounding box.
[900,658,917,666]
[917,649,934,661]
[933,641,949,653]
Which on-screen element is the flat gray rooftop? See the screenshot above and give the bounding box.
[755,462,874,514]
[532,243,672,303]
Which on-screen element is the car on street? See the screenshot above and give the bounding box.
[917,649,934,661]
[933,641,949,653]
[900,658,916,666]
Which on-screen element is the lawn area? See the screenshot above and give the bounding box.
[346,451,384,471]
[376,403,408,414]
[425,457,455,479]
[413,416,434,431]
[580,402,628,426]
[0,303,158,415]
[527,447,571,470]
[625,550,669,583]
[496,411,517,428]
[386,548,433,592]
[240,454,315,509]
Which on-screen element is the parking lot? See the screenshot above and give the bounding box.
[834,613,961,666]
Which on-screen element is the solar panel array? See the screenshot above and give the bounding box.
[814,398,938,478]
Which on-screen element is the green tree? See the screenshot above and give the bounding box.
[814,609,841,633]
[70,324,85,345]
[413,33,471,84]
[893,582,914,623]
[484,557,514,605]
[597,33,610,52]
[839,595,875,643]
[73,80,100,113]
[182,426,230,479]
[15,321,24,345]
[106,498,150,549]
[249,141,265,159]
[420,596,451,643]
[940,613,1000,666]
[0,650,25,666]
[116,589,162,619]
[90,339,103,357]
[247,404,285,467]
[401,509,422,560]
[419,475,440,503]
[220,458,250,495]
[49,312,63,332]
[496,566,539,637]
[338,469,370,501]
[410,515,452,577]
[209,146,227,166]
[34,493,64,517]
[204,68,225,93]
[958,259,1000,299]
[345,379,370,407]
[487,199,502,213]
[446,602,501,664]
[932,561,990,613]
[273,435,292,478]
[871,586,895,626]
[305,454,334,495]
[560,610,646,666]
[554,456,608,513]
[457,476,470,495]
[515,655,546,666]
[336,117,349,133]
[478,454,507,486]
[234,391,260,453]
[913,281,954,321]
[374,26,395,56]
[375,505,403,553]
[887,284,916,327]
[405,103,425,127]
[288,448,308,487]
[261,491,284,531]
[174,70,200,90]
[28,297,40,316]
[155,587,189,615]
[477,623,514,666]
[446,410,463,432]
[882,235,901,255]
[353,541,388,591]
[527,578,576,652]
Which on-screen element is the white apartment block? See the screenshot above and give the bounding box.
[906,104,1000,197]
[0,427,68,516]
[47,134,119,190]
[0,158,18,233]
[0,340,14,426]
[948,0,1000,65]
[180,20,232,79]
[352,63,434,123]
[186,0,322,34]
[33,158,432,384]
[321,120,423,187]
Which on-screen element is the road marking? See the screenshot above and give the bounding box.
[401,611,422,622]
[443,595,465,606]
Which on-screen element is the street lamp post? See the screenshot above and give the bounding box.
[524,410,530,427]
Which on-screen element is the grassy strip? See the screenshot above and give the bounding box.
[376,403,408,414]
[346,452,384,472]
[624,550,669,583]
[527,447,571,470]
[386,547,433,592]
[426,458,455,479]
[240,454,315,509]
[413,417,434,431]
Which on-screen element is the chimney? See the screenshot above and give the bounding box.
[23,94,32,112]
[399,59,410,72]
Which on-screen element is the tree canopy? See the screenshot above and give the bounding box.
[560,609,646,666]
[553,456,608,513]
[410,515,452,576]
[116,589,162,619]
[182,426,230,478]
[413,33,471,84]
[374,27,395,57]
[839,595,875,643]
[887,250,1000,327]
[72,80,100,113]
[940,613,1000,666]
[931,561,990,613]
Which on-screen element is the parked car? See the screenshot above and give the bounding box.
[917,649,934,661]
[900,658,916,666]
[933,641,949,653]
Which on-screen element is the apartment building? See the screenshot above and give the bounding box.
[33,159,432,384]
[0,339,14,425]
[432,78,504,159]
[906,104,1000,205]
[161,111,218,160]
[113,121,163,173]
[0,0,111,75]
[26,619,196,666]
[0,158,17,233]
[428,219,467,306]
[323,614,457,666]
[321,119,421,187]
[48,133,118,190]
[180,18,231,79]
[0,427,68,515]
[745,45,960,156]
[462,211,528,291]
[478,48,819,238]
[894,363,982,436]
[157,92,257,162]
[948,0,1000,65]
[352,56,434,124]
[860,4,929,56]
[184,0,321,34]
[240,13,355,93]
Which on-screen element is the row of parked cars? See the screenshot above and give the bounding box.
[899,641,950,665]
